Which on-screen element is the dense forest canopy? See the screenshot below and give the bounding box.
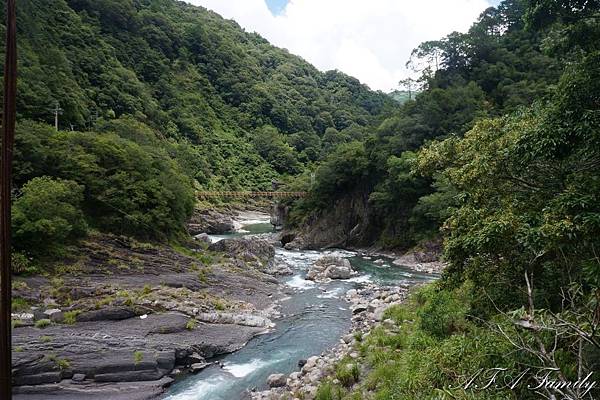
[2,0,599,397]
[296,0,564,248]
[295,1,600,398]
[1,0,396,254]
[3,0,394,190]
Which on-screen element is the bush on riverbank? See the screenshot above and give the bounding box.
[316,283,555,400]
[12,120,196,261]
[13,176,87,257]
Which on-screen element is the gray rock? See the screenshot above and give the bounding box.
[265,262,293,276]
[267,373,287,388]
[194,233,212,245]
[188,210,235,235]
[71,373,86,382]
[44,309,64,323]
[209,238,275,271]
[13,372,62,386]
[352,306,367,315]
[190,362,210,373]
[307,256,353,281]
[76,307,136,322]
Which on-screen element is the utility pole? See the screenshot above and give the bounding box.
[52,102,63,131]
[1,0,18,398]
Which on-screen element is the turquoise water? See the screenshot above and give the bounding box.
[165,221,436,400]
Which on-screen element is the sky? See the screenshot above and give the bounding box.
[188,0,500,92]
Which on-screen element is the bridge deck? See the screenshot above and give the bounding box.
[197,191,307,198]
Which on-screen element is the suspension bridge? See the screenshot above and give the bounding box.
[197,191,308,199]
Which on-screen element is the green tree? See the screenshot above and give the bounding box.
[13,177,87,256]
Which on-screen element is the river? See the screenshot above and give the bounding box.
[163,216,434,400]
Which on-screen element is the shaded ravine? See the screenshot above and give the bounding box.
[163,218,434,400]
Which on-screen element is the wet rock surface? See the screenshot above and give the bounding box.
[252,283,412,400]
[11,228,279,399]
[306,256,355,282]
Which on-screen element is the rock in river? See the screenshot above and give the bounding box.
[306,255,354,281]
[209,237,275,271]
[267,373,287,388]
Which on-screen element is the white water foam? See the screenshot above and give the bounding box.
[223,359,268,378]
[344,274,372,283]
[285,274,315,290]
[163,375,229,400]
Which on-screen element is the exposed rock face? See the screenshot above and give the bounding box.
[267,373,287,388]
[306,256,354,282]
[284,186,375,250]
[12,313,264,389]
[264,261,293,276]
[11,232,280,398]
[195,312,274,328]
[209,237,275,271]
[188,209,235,235]
[76,307,137,322]
[270,202,289,231]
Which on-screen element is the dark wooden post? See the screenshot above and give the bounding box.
[1,0,17,398]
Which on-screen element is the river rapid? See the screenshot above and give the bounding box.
[163,215,435,400]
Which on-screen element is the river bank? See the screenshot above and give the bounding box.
[11,208,284,399]
[163,208,438,400]
[11,205,439,400]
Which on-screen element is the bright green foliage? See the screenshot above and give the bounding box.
[2,0,393,190]
[12,119,196,251]
[417,51,600,316]
[333,285,525,400]
[12,177,87,256]
[334,359,360,387]
[295,0,562,248]
[35,319,52,329]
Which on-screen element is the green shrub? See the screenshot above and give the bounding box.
[40,335,53,343]
[11,298,29,312]
[12,176,87,256]
[335,361,360,387]
[35,319,52,329]
[186,318,197,330]
[63,311,80,325]
[133,350,144,365]
[315,382,345,400]
[417,284,468,338]
[11,252,39,275]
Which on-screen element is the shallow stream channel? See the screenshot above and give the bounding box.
[164,215,435,400]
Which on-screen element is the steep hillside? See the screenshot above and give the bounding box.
[4,0,394,190]
[291,0,563,250]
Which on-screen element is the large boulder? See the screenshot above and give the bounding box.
[267,373,287,388]
[209,237,275,271]
[265,261,293,276]
[76,307,136,322]
[188,209,235,235]
[307,256,354,281]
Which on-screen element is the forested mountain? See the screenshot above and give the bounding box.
[2,0,395,255]
[5,0,393,188]
[292,1,600,398]
[294,0,563,249]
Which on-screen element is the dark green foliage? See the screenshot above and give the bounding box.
[12,177,87,256]
[2,0,394,191]
[13,120,195,244]
[296,0,561,250]
[418,50,600,316]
